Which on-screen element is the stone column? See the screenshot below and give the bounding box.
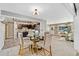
[14,21,17,40]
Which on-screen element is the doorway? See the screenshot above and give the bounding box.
[5,22,14,39]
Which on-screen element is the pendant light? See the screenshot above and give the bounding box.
[33,9,39,15]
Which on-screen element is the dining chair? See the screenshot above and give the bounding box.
[37,32,52,56]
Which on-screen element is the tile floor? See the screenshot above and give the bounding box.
[51,36,76,56]
[2,38,19,49]
[0,36,77,56]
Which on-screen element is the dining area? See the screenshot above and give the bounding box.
[0,19,76,56]
[17,22,52,56]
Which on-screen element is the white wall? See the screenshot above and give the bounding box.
[0,10,5,50]
[47,17,73,24]
[0,21,5,50]
[74,10,79,52]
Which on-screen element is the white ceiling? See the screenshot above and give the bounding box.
[0,3,73,24]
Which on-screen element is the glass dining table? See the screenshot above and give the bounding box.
[29,36,40,55]
[18,32,52,56]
